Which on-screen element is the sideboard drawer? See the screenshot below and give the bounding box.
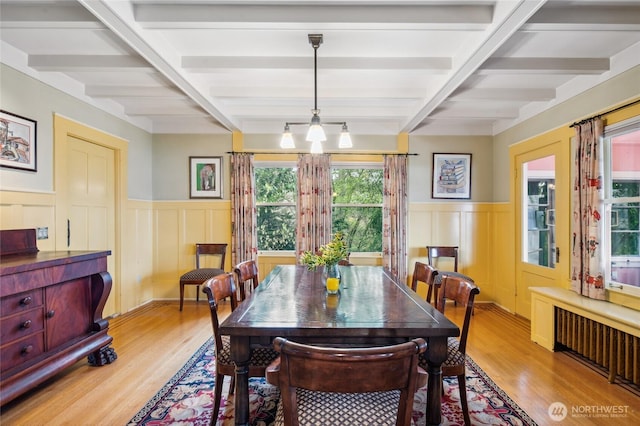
[0,290,44,314]
[0,333,45,373]
[0,307,45,343]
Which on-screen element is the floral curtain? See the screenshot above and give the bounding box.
[571,118,605,300]
[383,155,408,282]
[230,153,257,267]
[296,154,332,260]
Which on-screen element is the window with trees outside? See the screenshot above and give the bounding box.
[332,165,383,252]
[256,165,297,251]
[255,163,383,253]
[603,119,640,292]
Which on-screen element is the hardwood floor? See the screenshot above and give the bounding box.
[1,301,638,425]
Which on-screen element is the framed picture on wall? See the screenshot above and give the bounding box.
[0,110,37,172]
[432,153,472,199]
[189,156,223,199]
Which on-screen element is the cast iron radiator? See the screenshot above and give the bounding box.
[555,307,639,386]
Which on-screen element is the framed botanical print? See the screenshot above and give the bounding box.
[432,153,472,199]
[189,156,223,199]
[0,110,37,172]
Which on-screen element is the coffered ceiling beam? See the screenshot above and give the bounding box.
[528,5,640,26]
[86,85,185,98]
[182,56,451,71]
[0,3,101,28]
[123,104,207,116]
[431,108,519,119]
[28,55,153,71]
[479,57,610,74]
[450,88,556,101]
[134,4,493,28]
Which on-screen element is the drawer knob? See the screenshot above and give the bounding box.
[21,345,34,355]
[46,310,55,318]
[21,319,32,329]
[20,296,33,306]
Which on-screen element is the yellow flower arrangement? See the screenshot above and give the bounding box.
[300,232,349,270]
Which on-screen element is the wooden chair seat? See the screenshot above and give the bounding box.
[217,335,281,366]
[180,268,225,283]
[274,389,416,426]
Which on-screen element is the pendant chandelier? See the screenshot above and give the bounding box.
[280,34,352,153]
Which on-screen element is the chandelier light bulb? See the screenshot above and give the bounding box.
[310,139,324,154]
[338,124,352,148]
[280,125,295,149]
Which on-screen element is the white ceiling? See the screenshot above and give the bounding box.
[1,0,639,137]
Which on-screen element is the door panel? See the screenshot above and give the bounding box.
[514,144,564,319]
[68,137,116,316]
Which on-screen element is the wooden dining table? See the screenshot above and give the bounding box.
[219,264,460,426]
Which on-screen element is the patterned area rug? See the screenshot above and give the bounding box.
[128,337,537,426]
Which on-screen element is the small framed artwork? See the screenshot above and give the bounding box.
[0,110,37,172]
[189,156,223,199]
[432,153,472,199]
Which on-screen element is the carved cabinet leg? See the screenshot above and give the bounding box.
[88,345,118,366]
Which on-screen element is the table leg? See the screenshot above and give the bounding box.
[230,336,251,426]
[425,336,448,426]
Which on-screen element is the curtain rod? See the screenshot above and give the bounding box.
[226,151,418,156]
[570,98,640,128]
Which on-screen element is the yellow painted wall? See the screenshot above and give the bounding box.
[153,200,232,301]
[122,200,154,312]
[407,202,494,302]
[0,191,56,253]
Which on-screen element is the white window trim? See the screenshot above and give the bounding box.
[602,117,640,297]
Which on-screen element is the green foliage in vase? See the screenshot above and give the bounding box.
[300,232,349,269]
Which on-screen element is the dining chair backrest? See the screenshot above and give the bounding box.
[410,261,439,306]
[427,245,459,272]
[436,275,479,361]
[428,274,479,425]
[234,259,260,302]
[266,337,427,426]
[202,273,238,353]
[195,243,227,269]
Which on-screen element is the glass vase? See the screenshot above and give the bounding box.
[325,263,340,294]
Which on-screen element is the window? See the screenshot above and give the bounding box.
[255,162,384,253]
[522,156,556,268]
[255,165,297,251]
[332,165,383,252]
[603,119,640,290]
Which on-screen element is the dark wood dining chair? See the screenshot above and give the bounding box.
[202,273,280,426]
[179,243,227,311]
[419,275,480,426]
[265,337,427,426]
[427,245,459,272]
[234,259,260,302]
[410,261,439,306]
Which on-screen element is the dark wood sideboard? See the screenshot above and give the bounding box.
[0,229,117,406]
